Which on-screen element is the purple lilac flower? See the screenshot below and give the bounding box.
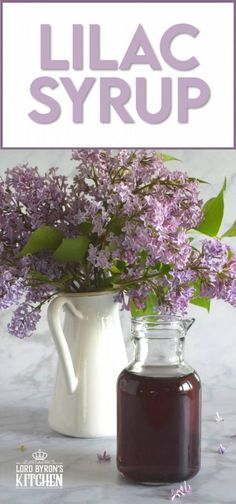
[1,150,236,337]
[0,265,28,309]
[199,240,236,308]
[25,285,55,304]
[217,444,226,454]
[201,239,229,272]
[87,245,111,269]
[7,304,41,339]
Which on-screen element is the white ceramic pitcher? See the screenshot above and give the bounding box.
[47,291,128,438]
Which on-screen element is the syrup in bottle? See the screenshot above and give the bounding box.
[117,316,201,484]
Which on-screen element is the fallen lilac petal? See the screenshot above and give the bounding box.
[218,444,226,454]
[215,411,224,422]
[182,481,192,494]
[97,450,111,462]
[171,480,193,500]
[171,489,185,500]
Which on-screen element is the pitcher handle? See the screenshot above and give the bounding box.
[47,295,83,394]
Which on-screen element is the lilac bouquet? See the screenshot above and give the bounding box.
[1,149,236,338]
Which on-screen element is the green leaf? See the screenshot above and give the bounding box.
[159,263,171,275]
[228,248,233,260]
[109,219,123,235]
[191,279,201,296]
[190,297,211,312]
[137,249,148,262]
[111,273,121,286]
[196,178,227,237]
[105,242,117,253]
[148,262,171,275]
[30,271,51,282]
[221,220,236,238]
[78,222,93,234]
[54,236,89,263]
[113,260,127,272]
[18,226,63,257]
[29,271,74,288]
[157,153,181,162]
[110,265,120,274]
[130,292,157,317]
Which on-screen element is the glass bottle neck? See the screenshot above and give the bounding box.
[129,335,192,377]
[134,334,185,367]
[129,316,195,376]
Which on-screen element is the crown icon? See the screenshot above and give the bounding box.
[32,449,48,462]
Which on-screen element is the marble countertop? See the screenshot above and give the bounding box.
[0,379,236,504]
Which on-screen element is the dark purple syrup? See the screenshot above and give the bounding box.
[117,369,201,483]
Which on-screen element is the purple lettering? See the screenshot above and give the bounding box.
[41,25,69,70]
[120,24,162,70]
[90,25,118,70]
[73,25,83,70]
[178,77,211,123]
[160,24,199,71]
[100,78,134,123]
[136,77,172,124]
[60,77,95,123]
[29,77,61,124]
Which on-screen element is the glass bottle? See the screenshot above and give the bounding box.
[117,316,201,484]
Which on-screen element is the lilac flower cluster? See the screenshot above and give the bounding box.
[0,149,236,338]
[200,240,236,307]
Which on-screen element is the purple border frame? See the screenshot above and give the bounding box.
[0,0,235,150]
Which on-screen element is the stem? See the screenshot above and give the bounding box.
[119,271,167,288]
[30,292,57,312]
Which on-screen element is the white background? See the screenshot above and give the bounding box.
[2,2,234,148]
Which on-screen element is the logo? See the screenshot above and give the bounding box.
[16,449,63,488]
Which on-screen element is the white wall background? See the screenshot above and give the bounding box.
[0,149,236,416]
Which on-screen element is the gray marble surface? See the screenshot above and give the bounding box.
[1,150,236,502]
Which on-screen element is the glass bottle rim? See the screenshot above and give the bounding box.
[131,315,195,338]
